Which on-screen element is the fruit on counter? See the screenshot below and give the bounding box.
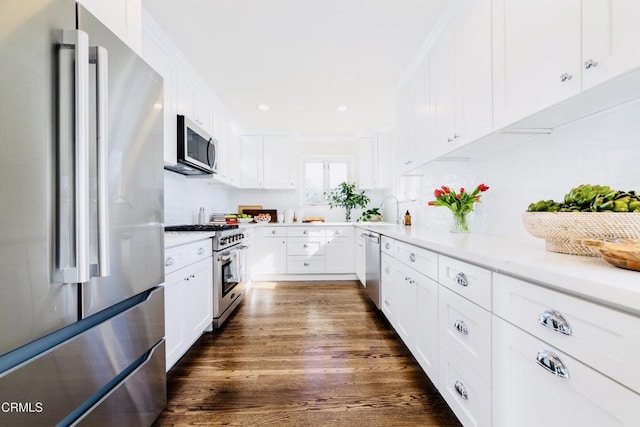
[238,213,252,219]
[527,184,640,212]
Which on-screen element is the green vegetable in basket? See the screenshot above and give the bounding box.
[526,184,640,213]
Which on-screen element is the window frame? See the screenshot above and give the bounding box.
[299,155,354,207]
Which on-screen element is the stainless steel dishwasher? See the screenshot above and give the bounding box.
[362,231,381,309]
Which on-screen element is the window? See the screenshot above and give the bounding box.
[302,157,351,205]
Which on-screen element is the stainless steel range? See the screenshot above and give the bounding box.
[165,224,246,328]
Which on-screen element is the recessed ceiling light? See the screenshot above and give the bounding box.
[336,105,348,112]
[258,104,270,111]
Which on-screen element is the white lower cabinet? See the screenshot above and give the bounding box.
[492,317,640,427]
[394,264,418,349]
[440,342,492,427]
[163,239,213,371]
[326,226,355,274]
[380,253,397,323]
[414,273,439,383]
[254,228,287,275]
[355,231,366,285]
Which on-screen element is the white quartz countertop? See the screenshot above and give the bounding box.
[164,232,215,248]
[355,223,640,316]
[245,222,353,227]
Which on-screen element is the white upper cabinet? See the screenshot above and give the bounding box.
[216,120,240,187]
[433,0,493,155]
[141,15,178,165]
[358,132,392,189]
[78,0,142,53]
[263,135,296,189]
[581,0,640,90]
[177,69,211,134]
[492,0,582,128]
[240,135,296,189]
[239,135,264,188]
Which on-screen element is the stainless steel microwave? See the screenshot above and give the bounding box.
[166,115,218,175]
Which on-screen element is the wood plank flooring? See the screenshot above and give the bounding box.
[153,281,461,426]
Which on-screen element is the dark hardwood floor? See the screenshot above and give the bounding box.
[153,281,461,426]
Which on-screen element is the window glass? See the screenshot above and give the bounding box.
[302,159,351,206]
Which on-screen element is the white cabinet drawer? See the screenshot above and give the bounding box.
[326,226,353,238]
[439,286,492,386]
[287,256,325,274]
[493,317,640,427]
[186,239,211,264]
[259,226,287,237]
[287,237,325,256]
[381,236,395,255]
[394,241,437,280]
[493,273,640,394]
[380,253,397,323]
[164,246,187,274]
[439,255,491,310]
[287,227,325,238]
[439,343,492,427]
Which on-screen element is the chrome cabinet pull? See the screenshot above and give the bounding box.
[385,267,391,274]
[584,59,599,69]
[560,73,573,82]
[409,253,416,262]
[165,257,175,267]
[453,320,469,335]
[303,243,309,248]
[303,230,309,235]
[335,230,341,235]
[197,247,205,255]
[384,299,391,306]
[536,350,570,379]
[303,262,309,267]
[271,230,277,235]
[385,242,391,249]
[454,272,468,287]
[538,309,572,335]
[454,380,468,400]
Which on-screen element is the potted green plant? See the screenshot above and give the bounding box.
[324,182,370,222]
[359,207,383,222]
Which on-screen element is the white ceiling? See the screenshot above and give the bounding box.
[142,0,450,137]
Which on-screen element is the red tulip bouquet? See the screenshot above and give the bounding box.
[428,184,490,232]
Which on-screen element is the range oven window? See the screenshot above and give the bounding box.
[220,250,240,297]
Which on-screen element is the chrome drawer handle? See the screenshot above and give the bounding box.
[303,230,309,235]
[385,242,390,249]
[303,243,309,248]
[335,230,341,235]
[409,253,416,262]
[197,247,205,255]
[536,350,570,379]
[304,262,309,267]
[539,309,572,336]
[454,380,468,400]
[271,230,277,234]
[165,257,175,267]
[385,267,391,273]
[384,299,390,306]
[453,320,468,335]
[454,272,468,287]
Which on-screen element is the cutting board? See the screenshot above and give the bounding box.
[241,209,278,223]
[237,205,262,214]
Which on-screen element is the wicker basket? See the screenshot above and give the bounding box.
[522,212,640,256]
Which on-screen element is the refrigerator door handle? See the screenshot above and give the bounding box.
[90,46,110,278]
[60,29,91,284]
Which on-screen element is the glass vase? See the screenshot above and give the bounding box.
[450,211,470,233]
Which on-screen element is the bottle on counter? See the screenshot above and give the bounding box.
[404,210,411,226]
[198,207,205,224]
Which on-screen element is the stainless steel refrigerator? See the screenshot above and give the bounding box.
[0,1,166,425]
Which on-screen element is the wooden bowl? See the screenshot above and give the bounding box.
[583,239,640,271]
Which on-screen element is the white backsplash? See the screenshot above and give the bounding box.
[164,171,232,225]
[410,100,640,237]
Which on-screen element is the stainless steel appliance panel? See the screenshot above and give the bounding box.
[364,232,381,309]
[76,340,166,427]
[0,0,78,356]
[77,6,164,317]
[0,287,164,426]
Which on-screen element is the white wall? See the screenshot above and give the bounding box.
[164,171,232,225]
[406,100,640,237]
